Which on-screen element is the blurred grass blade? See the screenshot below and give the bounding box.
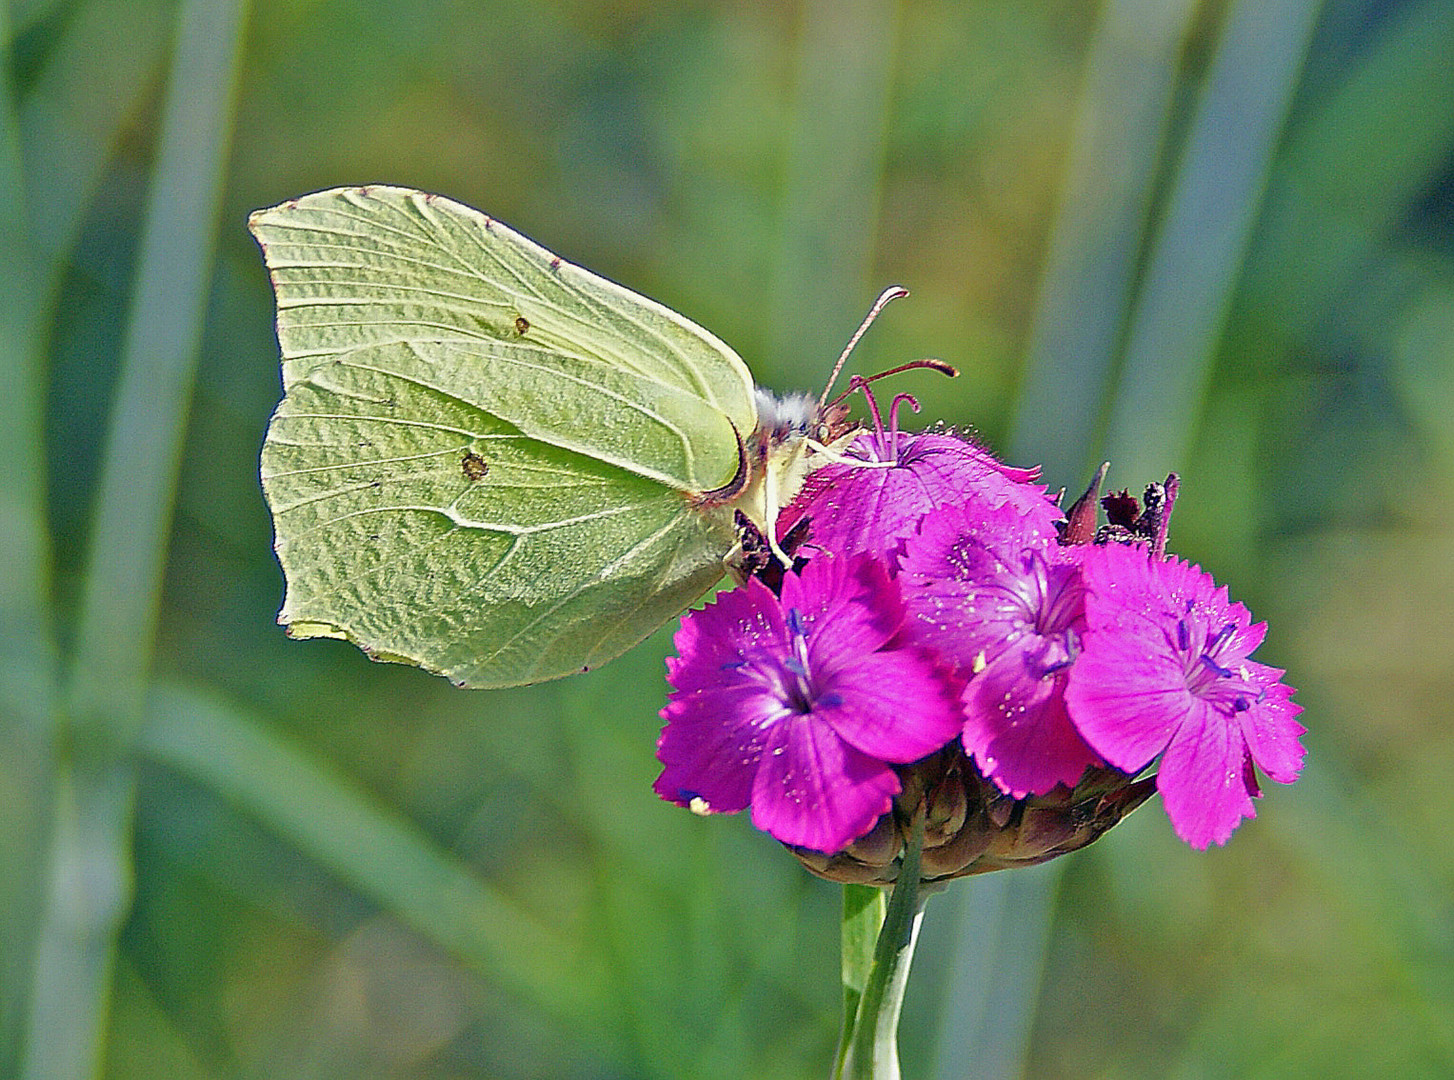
[1008,0,1202,481]
[0,0,53,711]
[768,0,899,382]
[928,868,1058,1080]
[23,0,248,1077]
[1103,0,1323,483]
[944,3,1202,1078]
[11,0,72,36]
[139,684,614,1037]
[68,0,247,719]
[958,5,1322,1078]
[0,4,59,1075]
[106,962,216,1080]
[1245,0,1454,337]
[21,0,171,281]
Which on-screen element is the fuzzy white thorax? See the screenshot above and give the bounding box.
[753,388,818,440]
[735,388,854,567]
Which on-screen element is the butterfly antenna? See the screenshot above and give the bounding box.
[817,286,909,411]
[823,357,958,412]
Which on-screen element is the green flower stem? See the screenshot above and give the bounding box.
[840,807,928,1080]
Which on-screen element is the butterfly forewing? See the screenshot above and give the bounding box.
[250,185,756,493]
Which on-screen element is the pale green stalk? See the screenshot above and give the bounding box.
[835,883,888,1074]
[22,1,248,1075]
[769,0,900,380]
[0,3,59,1073]
[840,810,926,1080]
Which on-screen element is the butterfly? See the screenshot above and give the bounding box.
[251,186,870,688]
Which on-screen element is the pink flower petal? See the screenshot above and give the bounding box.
[780,555,901,670]
[780,432,1060,562]
[1155,700,1258,849]
[1063,620,1197,771]
[820,651,963,763]
[1069,542,1305,847]
[655,551,961,852]
[901,501,1098,794]
[654,688,778,814]
[1235,666,1306,783]
[964,640,1101,797]
[750,714,901,852]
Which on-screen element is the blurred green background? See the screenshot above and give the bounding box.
[4,0,1453,1077]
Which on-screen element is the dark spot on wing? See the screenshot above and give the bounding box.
[514,315,530,335]
[461,451,489,481]
[550,256,562,271]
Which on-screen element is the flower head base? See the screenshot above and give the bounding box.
[654,554,963,854]
[789,746,1156,885]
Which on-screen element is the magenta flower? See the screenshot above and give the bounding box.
[654,554,963,853]
[1065,542,1306,848]
[778,393,1060,563]
[899,501,1103,798]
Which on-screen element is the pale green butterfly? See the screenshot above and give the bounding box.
[251,185,908,688]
